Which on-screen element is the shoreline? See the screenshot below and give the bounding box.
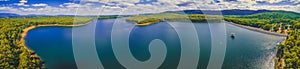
[19,20,95,64]
[136,22,158,26]
[226,21,288,69]
[226,21,288,37]
[135,20,162,26]
[134,20,288,37]
[20,18,288,68]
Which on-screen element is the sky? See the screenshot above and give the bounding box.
[0,0,299,15]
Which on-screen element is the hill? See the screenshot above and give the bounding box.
[0,13,20,18]
[245,11,300,19]
[165,9,272,15]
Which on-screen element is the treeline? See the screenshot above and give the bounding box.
[0,16,94,68]
[97,15,122,19]
[225,11,300,32]
[126,13,188,24]
[126,13,223,25]
[225,11,300,69]
[277,30,300,68]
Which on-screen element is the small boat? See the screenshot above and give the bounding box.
[231,33,235,38]
[277,42,280,45]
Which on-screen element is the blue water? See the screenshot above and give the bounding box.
[25,18,284,69]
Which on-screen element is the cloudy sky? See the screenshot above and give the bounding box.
[0,0,299,15]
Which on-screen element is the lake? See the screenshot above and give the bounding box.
[25,18,284,69]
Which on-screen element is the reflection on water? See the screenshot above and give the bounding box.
[25,19,284,69]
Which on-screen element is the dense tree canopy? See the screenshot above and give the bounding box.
[126,13,223,24]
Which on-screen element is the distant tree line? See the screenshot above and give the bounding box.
[126,13,223,24]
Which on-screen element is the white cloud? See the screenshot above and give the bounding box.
[16,3,29,7]
[19,0,27,3]
[65,3,81,8]
[1,0,299,15]
[262,0,283,3]
[81,0,101,2]
[0,7,11,11]
[32,3,48,7]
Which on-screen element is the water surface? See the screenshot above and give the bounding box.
[25,18,284,69]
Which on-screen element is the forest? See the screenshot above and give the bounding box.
[126,13,223,24]
[0,16,121,68]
